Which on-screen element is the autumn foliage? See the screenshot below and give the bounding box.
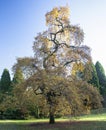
[11,6,103,124]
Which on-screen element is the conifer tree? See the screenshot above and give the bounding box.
[0,68,11,93]
[95,61,106,94]
[88,63,100,88]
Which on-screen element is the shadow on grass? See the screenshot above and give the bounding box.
[28,120,106,130]
[0,121,106,130]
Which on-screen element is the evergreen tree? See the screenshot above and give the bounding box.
[95,61,106,94]
[88,63,100,88]
[0,69,11,93]
[0,79,1,87]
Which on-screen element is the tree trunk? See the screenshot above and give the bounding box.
[36,106,39,118]
[49,112,55,124]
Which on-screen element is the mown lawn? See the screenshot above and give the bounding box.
[0,113,106,130]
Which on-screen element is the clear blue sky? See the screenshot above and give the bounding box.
[0,0,106,78]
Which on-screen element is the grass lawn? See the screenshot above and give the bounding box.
[0,113,106,130]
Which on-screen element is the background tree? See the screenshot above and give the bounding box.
[95,61,106,95]
[0,79,1,88]
[88,63,100,89]
[0,69,12,118]
[12,68,24,86]
[0,68,11,93]
[12,57,35,79]
[72,62,100,88]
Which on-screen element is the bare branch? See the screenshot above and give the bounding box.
[64,59,80,66]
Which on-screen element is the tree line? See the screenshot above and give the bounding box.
[0,6,106,123]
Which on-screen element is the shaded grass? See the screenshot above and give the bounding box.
[0,113,106,130]
[0,121,106,130]
[29,121,106,130]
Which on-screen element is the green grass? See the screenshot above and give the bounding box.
[0,113,106,130]
[78,113,106,121]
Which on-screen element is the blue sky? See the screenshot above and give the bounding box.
[0,0,106,78]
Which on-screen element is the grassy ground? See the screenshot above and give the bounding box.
[0,113,106,130]
[0,121,106,130]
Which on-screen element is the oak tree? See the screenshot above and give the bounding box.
[13,6,102,124]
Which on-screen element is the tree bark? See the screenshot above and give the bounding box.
[49,112,55,124]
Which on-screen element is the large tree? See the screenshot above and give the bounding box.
[95,61,106,94]
[0,69,11,93]
[13,6,102,124]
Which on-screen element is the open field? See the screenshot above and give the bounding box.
[0,113,106,130]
